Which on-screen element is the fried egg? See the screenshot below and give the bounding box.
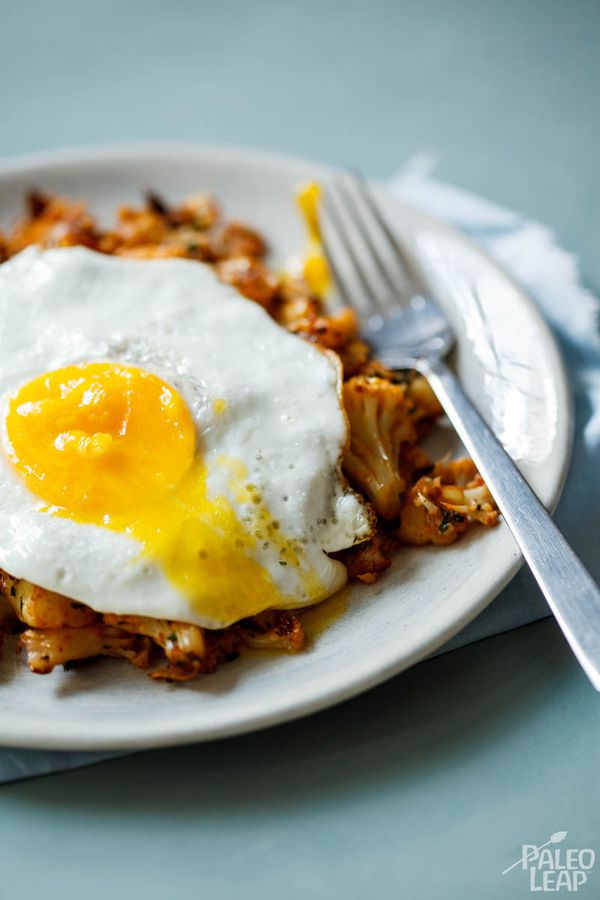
[0,246,371,628]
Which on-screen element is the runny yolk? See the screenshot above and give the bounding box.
[296,182,331,298]
[3,362,288,624]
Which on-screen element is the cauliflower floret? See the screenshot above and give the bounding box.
[0,571,98,628]
[405,374,443,421]
[149,628,240,682]
[398,479,470,546]
[103,614,206,672]
[430,459,499,526]
[398,459,499,546]
[6,190,99,256]
[285,304,361,352]
[216,256,280,307]
[331,528,396,583]
[342,376,418,519]
[19,625,152,674]
[356,365,442,415]
[237,610,306,653]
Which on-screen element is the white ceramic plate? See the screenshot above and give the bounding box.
[0,145,572,750]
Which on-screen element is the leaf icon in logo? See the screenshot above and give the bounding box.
[550,832,568,844]
[502,831,569,874]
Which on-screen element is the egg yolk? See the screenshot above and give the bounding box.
[296,182,331,298]
[3,362,289,624]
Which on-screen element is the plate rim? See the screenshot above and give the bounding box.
[0,142,574,749]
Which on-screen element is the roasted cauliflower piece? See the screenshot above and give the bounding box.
[430,459,499,526]
[398,443,434,485]
[275,276,361,354]
[0,571,98,628]
[210,221,267,259]
[338,338,371,377]
[102,209,207,261]
[332,528,396,583]
[398,459,499,546]
[398,480,469,546]
[216,255,280,307]
[103,614,206,674]
[5,190,99,256]
[144,190,219,230]
[290,306,359,350]
[274,290,320,329]
[177,192,220,230]
[150,628,241,681]
[19,625,152,674]
[405,374,443,421]
[342,375,418,519]
[237,610,306,653]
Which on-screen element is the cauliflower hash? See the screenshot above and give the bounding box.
[0,190,498,681]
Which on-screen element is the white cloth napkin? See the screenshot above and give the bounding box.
[1,171,597,783]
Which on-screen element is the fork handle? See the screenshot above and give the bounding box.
[421,356,600,690]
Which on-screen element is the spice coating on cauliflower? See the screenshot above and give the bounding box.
[342,375,422,519]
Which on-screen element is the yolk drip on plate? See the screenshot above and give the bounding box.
[3,362,295,624]
[296,182,330,298]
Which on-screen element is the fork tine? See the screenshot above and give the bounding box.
[315,208,354,309]
[335,172,406,306]
[347,171,420,294]
[322,178,392,315]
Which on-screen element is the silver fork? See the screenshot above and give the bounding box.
[321,172,600,690]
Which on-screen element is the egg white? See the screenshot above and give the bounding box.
[0,247,371,628]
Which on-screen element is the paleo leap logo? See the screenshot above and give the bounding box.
[502,831,596,892]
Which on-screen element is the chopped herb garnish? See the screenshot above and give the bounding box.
[439,510,466,533]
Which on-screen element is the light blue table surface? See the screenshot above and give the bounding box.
[1,2,599,897]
